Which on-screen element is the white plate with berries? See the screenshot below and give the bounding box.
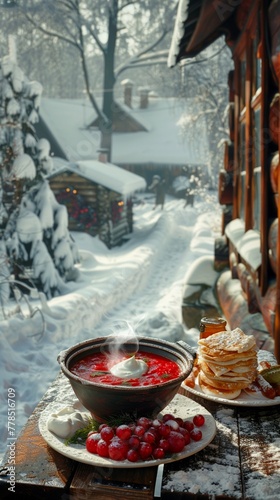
[39,393,216,468]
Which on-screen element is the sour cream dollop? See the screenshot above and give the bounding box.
[110,355,148,379]
[47,406,89,439]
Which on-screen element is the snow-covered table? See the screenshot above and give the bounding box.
[0,372,280,500]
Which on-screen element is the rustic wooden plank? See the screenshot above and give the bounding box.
[269,0,280,84]
[238,406,280,499]
[0,375,76,499]
[218,170,233,205]
[161,389,242,499]
[223,140,234,173]
[228,104,235,143]
[259,0,271,298]
[70,463,157,499]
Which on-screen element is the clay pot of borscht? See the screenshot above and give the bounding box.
[58,336,194,422]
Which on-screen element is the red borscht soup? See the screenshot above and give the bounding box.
[70,351,181,387]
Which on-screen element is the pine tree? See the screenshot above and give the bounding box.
[0,52,79,299]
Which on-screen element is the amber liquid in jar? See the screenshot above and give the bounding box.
[199,317,227,339]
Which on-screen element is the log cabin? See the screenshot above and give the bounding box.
[47,159,146,249]
[168,0,280,362]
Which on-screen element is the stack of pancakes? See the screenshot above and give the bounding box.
[197,328,258,399]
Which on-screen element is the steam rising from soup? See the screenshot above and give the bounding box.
[101,322,148,379]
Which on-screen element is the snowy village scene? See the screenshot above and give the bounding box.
[1,1,280,499]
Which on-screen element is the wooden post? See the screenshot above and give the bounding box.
[268,0,280,362]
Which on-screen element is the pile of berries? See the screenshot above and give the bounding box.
[85,412,205,462]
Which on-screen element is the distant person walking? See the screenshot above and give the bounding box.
[184,174,198,208]
[149,175,165,210]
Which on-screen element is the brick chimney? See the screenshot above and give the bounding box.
[98,148,108,163]
[138,87,149,109]
[121,79,133,108]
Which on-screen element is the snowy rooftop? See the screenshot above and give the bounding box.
[49,158,147,196]
[167,0,231,68]
[40,95,209,166]
[168,0,189,68]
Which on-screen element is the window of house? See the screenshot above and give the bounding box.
[237,16,262,231]
[253,167,261,229]
[240,171,246,221]
[232,4,269,294]
[252,105,261,229]
[238,48,246,220]
[251,27,262,231]
[253,106,261,169]
[240,59,246,109]
[253,36,262,94]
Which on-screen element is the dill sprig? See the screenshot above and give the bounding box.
[65,417,99,446]
[106,411,138,427]
[90,371,109,377]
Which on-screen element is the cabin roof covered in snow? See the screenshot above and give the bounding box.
[167,0,235,67]
[39,96,209,167]
[48,159,147,196]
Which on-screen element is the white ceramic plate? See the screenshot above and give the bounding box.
[181,379,280,407]
[39,393,216,468]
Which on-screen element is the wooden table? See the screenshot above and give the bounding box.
[1,372,280,500]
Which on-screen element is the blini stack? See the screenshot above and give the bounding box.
[197,328,258,399]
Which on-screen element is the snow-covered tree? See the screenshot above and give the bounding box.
[178,39,233,186]
[0,52,79,298]
[15,0,178,161]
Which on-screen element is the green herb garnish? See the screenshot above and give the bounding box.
[106,412,137,427]
[161,373,171,379]
[90,371,109,377]
[142,357,149,363]
[65,417,99,445]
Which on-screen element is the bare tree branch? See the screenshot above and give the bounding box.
[118,1,138,13]
[23,13,81,50]
[80,17,106,54]
[115,30,169,79]
[116,57,168,75]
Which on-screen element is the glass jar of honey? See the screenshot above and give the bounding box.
[199,317,227,339]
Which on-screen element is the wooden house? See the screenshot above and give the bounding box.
[47,159,146,249]
[36,93,209,189]
[168,0,280,361]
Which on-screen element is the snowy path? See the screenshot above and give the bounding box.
[0,193,220,461]
[92,206,197,340]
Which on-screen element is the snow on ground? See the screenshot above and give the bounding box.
[0,190,221,462]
